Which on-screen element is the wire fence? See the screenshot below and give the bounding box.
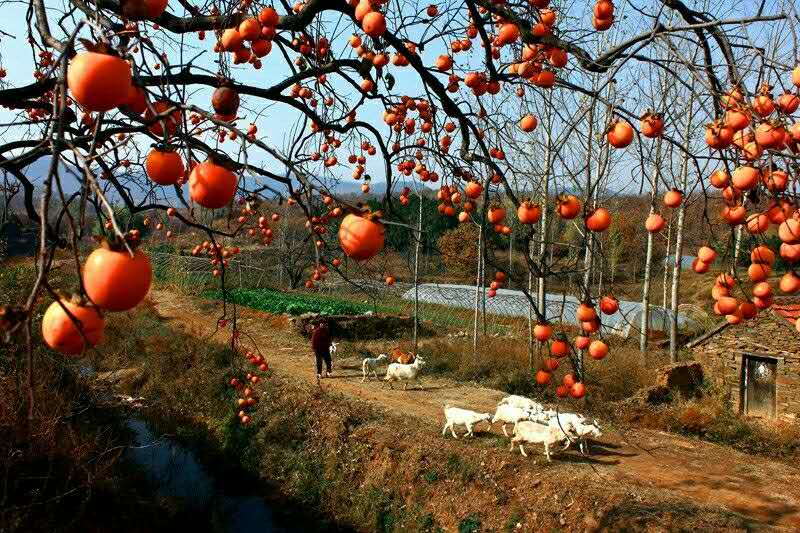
[149,250,709,343]
[149,251,533,336]
[150,251,281,291]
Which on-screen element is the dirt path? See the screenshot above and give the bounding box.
[150,289,800,530]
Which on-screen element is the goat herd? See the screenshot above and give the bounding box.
[358,350,602,462]
[444,396,603,462]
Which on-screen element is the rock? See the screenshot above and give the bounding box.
[583,515,600,532]
[624,362,705,409]
[114,394,146,408]
[644,385,673,405]
[655,361,704,399]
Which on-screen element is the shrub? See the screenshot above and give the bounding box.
[458,514,481,533]
[437,224,479,280]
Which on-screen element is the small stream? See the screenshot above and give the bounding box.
[125,417,307,532]
[82,363,341,532]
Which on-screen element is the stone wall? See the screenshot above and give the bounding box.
[691,311,800,421]
[290,312,425,341]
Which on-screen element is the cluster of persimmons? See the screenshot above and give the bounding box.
[26,0,800,406]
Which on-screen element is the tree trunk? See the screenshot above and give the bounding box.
[582,97,596,297]
[472,220,484,358]
[536,130,551,313]
[508,229,513,281]
[640,138,662,358]
[662,216,672,308]
[733,225,744,264]
[413,192,423,354]
[597,238,604,296]
[669,89,696,362]
[528,238,534,369]
[532,128,552,368]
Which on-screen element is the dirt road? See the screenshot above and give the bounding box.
[150,289,800,530]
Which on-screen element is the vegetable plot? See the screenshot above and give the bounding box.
[204,288,370,316]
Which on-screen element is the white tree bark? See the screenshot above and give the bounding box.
[640,139,662,358]
[472,220,484,357]
[669,88,697,362]
[537,130,551,312]
[662,216,672,308]
[413,192,423,353]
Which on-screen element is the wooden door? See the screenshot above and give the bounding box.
[742,355,777,418]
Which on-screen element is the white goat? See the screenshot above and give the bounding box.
[497,395,545,413]
[510,421,571,461]
[528,409,557,424]
[548,411,586,428]
[384,356,425,390]
[567,419,602,455]
[442,405,492,438]
[491,404,536,437]
[361,353,388,382]
[540,412,602,455]
[329,342,338,355]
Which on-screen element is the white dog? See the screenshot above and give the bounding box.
[361,353,388,382]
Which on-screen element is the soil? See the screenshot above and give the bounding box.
[149,289,800,531]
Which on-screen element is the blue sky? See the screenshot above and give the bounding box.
[0,0,793,206]
[0,0,464,200]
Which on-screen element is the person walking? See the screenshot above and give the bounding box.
[310,319,333,384]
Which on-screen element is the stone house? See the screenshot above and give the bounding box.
[688,297,800,421]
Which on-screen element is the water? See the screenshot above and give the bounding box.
[125,418,304,533]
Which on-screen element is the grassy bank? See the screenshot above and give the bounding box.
[335,331,800,463]
[0,262,215,531]
[618,385,800,461]
[90,301,763,531]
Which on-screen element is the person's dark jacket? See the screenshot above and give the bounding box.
[310,323,331,356]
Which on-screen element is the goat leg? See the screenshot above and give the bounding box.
[502,424,508,437]
[519,444,528,457]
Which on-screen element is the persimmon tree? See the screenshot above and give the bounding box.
[0,0,796,420]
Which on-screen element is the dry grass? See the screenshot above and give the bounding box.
[583,342,662,402]
[618,386,800,461]
[0,262,175,531]
[411,334,658,403]
[105,328,761,533]
[334,329,661,404]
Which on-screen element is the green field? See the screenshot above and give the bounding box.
[203,287,377,316]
